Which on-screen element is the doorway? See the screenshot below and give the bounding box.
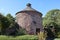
[36,28,40,34]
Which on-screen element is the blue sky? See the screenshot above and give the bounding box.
[0,0,60,17]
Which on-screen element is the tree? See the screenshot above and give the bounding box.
[6,14,15,24]
[5,14,17,35]
[43,9,60,27]
[6,14,16,28]
[0,13,9,34]
[43,9,60,37]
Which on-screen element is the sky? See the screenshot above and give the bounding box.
[0,0,60,17]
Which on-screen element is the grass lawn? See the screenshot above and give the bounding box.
[0,35,60,40]
[0,35,38,40]
[55,38,60,40]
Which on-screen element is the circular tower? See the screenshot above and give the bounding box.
[16,3,43,35]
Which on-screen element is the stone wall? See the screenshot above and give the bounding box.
[16,11,43,35]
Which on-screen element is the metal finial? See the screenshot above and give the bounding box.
[26,3,31,7]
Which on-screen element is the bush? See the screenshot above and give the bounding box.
[17,28,27,36]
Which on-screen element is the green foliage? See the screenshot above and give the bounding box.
[38,32,45,40]
[43,9,59,27]
[0,13,16,35]
[0,13,10,34]
[16,28,27,36]
[6,14,15,24]
[43,9,60,37]
[6,14,15,28]
[0,13,27,35]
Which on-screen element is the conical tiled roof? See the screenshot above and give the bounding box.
[16,3,42,15]
[21,3,37,11]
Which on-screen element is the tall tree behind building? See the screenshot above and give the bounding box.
[43,9,60,37]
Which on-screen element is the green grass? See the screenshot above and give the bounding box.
[0,35,60,40]
[54,38,60,40]
[0,35,38,40]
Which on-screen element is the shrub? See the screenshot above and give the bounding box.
[38,32,46,40]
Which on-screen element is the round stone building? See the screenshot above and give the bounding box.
[16,3,43,35]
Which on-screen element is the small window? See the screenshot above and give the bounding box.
[33,21,36,24]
